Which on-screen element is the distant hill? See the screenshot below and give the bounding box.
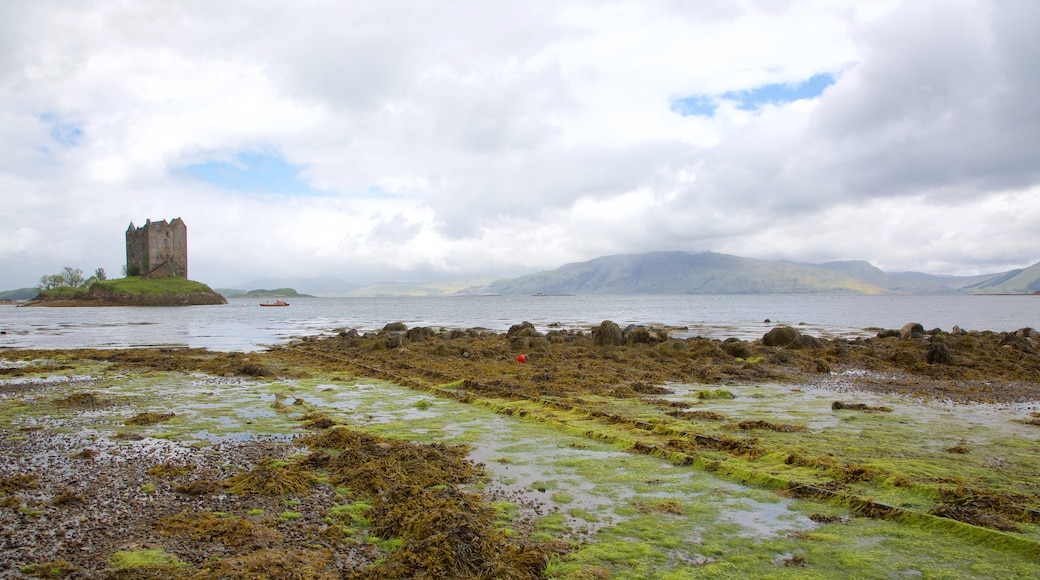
[346,278,496,297]
[484,251,1040,296]
[224,276,496,297]
[959,261,1040,294]
[230,277,360,297]
[815,261,999,294]
[0,287,38,300]
[218,288,313,298]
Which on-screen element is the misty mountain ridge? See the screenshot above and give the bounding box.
[214,252,1040,297]
[482,252,1040,296]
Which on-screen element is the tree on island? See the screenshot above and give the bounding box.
[37,266,107,290]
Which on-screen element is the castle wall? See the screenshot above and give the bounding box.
[125,218,188,279]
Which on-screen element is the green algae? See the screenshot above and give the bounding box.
[106,548,186,571]
[19,559,77,578]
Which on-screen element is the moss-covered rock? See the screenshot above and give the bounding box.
[762,326,801,347]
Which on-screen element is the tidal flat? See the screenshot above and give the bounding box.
[1,322,1039,578]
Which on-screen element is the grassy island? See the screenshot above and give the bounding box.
[24,277,227,306]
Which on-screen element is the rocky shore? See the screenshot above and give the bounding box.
[1,321,1039,578]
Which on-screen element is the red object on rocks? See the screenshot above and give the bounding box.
[516,354,526,363]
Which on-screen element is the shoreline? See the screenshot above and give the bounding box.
[1,322,1039,577]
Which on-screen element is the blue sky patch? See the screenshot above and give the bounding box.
[725,73,836,110]
[672,73,836,117]
[670,96,717,117]
[182,150,325,196]
[40,114,83,147]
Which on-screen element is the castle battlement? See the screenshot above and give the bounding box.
[126,217,187,279]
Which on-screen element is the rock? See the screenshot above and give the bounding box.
[721,339,752,358]
[383,322,408,333]
[1014,327,1038,339]
[790,334,823,349]
[507,321,543,338]
[900,322,925,340]
[762,326,801,347]
[876,329,901,339]
[999,332,1035,353]
[926,342,955,365]
[623,325,667,345]
[593,320,624,346]
[406,327,436,342]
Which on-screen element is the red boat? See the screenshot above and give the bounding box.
[260,299,289,307]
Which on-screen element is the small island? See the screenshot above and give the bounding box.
[21,217,227,307]
[22,276,227,307]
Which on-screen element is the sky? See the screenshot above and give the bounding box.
[2,0,1039,290]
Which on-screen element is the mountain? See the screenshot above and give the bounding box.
[960,261,1040,294]
[816,261,997,294]
[484,251,1040,295]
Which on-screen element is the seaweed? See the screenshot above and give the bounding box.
[159,510,282,550]
[733,420,805,432]
[52,392,102,407]
[832,401,893,412]
[146,463,193,478]
[668,409,727,421]
[174,479,220,496]
[126,412,176,426]
[0,474,39,493]
[355,484,559,580]
[695,389,736,400]
[194,548,336,579]
[631,499,686,515]
[224,459,316,495]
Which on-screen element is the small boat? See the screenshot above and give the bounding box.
[260,299,289,307]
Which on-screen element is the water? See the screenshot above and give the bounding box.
[1,294,1037,352]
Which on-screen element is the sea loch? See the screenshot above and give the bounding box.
[2,294,1038,352]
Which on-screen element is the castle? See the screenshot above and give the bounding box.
[126,218,188,279]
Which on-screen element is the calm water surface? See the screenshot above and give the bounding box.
[1,294,1037,352]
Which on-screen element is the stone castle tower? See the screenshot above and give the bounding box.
[126,218,188,279]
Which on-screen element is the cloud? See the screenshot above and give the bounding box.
[0,0,1037,290]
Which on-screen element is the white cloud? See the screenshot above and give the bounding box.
[0,0,1037,290]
